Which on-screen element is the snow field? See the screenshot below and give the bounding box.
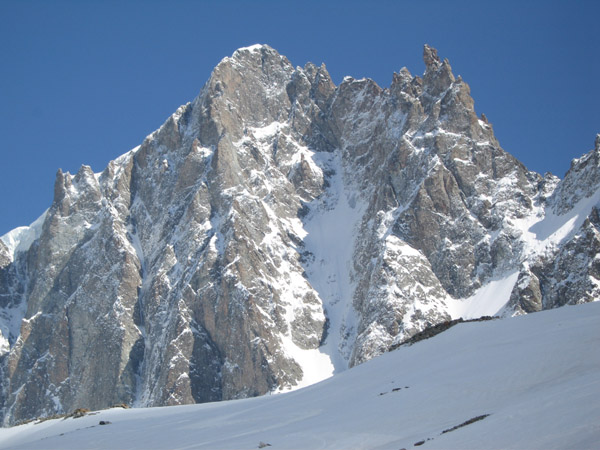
[1,301,598,450]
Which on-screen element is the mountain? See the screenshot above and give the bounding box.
[0,301,598,449]
[0,44,598,425]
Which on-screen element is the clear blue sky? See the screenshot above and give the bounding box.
[1,0,599,235]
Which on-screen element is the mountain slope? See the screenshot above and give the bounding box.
[0,301,598,450]
[0,44,599,424]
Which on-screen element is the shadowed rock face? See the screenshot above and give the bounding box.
[0,44,598,425]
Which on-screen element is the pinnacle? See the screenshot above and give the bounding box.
[423,44,441,69]
[421,44,455,96]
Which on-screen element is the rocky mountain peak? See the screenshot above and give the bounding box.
[197,44,298,143]
[423,44,441,69]
[213,44,294,84]
[231,43,280,60]
[52,168,67,205]
[421,45,456,98]
[550,136,600,215]
[1,45,599,426]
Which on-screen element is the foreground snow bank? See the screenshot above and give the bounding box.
[1,302,598,450]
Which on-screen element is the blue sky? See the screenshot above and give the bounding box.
[1,0,599,235]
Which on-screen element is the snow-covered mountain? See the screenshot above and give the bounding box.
[0,301,598,449]
[0,44,599,425]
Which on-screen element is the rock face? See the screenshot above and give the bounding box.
[0,44,598,425]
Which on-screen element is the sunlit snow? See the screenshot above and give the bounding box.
[523,185,600,254]
[447,271,520,319]
[1,302,597,450]
[0,210,47,261]
[303,151,366,373]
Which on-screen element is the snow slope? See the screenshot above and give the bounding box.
[0,210,47,261]
[1,302,598,450]
[446,270,520,319]
[303,151,366,373]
